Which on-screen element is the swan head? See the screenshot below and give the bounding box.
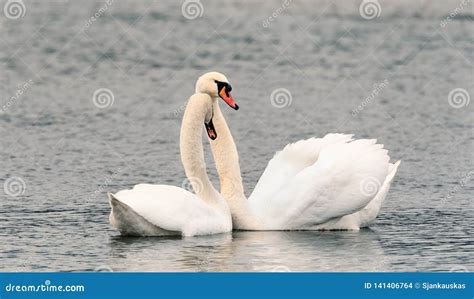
[195,72,239,110]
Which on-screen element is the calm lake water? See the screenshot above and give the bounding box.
[0,1,472,272]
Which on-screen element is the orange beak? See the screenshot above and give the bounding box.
[219,87,239,110]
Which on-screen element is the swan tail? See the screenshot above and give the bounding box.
[388,160,401,179]
[358,160,401,228]
[108,192,120,208]
[108,192,177,236]
[109,192,128,230]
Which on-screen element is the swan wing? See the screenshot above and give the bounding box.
[250,139,390,229]
[248,133,354,206]
[355,160,401,228]
[109,184,231,236]
[309,160,400,230]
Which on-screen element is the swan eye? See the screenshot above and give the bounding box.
[215,80,231,94]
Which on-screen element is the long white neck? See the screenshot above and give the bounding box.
[210,100,245,200]
[180,94,219,203]
[209,101,262,229]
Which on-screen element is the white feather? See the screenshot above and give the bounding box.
[249,137,392,229]
[109,184,231,237]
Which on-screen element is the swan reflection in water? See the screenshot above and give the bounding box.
[106,229,392,272]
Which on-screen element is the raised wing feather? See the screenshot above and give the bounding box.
[250,139,390,229]
[248,134,354,211]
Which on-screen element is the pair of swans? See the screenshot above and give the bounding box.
[109,72,400,237]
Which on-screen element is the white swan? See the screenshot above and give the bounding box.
[209,88,401,230]
[108,72,239,237]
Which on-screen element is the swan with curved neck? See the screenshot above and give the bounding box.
[208,78,401,230]
[209,100,263,229]
[108,72,238,237]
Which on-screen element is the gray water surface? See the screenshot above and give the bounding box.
[0,1,472,272]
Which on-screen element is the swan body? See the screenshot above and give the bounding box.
[109,73,235,237]
[209,100,400,231]
[109,184,230,237]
